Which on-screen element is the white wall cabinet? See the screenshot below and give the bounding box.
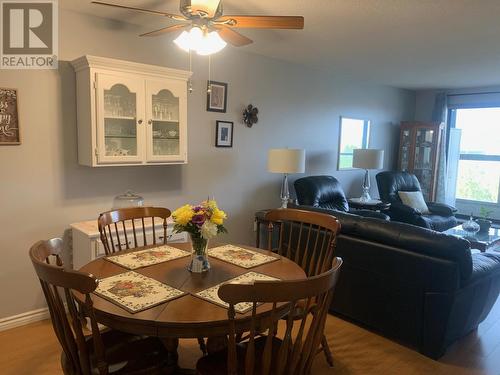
[71,218,188,269]
[71,56,191,167]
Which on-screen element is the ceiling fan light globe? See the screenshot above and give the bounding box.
[196,31,227,55]
[173,30,192,52]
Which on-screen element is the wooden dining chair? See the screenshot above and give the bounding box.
[195,258,343,375]
[98,206,171,255]
[29,238,168,375]
[262,208,340,367]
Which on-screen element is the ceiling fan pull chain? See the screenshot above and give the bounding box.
[188,50,193,93]
[207,55,212,94]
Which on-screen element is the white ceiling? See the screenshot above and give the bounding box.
[60,0,500,90]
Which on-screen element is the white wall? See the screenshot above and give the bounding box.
[0,9,415,319]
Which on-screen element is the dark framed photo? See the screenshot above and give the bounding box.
[206,81,227,113]
[215,121,233,148]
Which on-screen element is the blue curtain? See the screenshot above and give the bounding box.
[432,92,448,203]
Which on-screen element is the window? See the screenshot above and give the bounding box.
[337,117,370,170]
[449,107,500,203]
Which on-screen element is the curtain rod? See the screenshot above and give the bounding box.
[447,91,500,97]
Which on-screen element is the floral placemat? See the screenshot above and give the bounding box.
[94,271,186,313]
[105,245,190,270]
[194,272,279,314]
[208,245,279,269]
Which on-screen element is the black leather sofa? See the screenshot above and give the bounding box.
[257,207,500,359]
[376,171,458,231]
[294,175,389,221]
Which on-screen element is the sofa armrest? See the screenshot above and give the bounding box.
[426,202,457,217]
[391,202,422,216]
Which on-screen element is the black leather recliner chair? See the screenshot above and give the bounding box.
[376,171,457,231]
[294,175,389,220]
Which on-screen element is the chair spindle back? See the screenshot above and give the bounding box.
[264,208,340,276]
[29,239,106,375]
[98,206,171,255]
[219,258,343,375]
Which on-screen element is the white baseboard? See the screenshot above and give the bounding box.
[0,307,50,332]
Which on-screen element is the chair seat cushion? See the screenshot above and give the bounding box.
[196,336,284,375]
[421,214,458,232]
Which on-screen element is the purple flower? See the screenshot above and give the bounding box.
[193,206,202,212]
[191,214,206,226]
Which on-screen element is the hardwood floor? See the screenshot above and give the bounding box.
[1,299,499,375]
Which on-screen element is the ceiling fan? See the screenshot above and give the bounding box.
[91,0,304,54]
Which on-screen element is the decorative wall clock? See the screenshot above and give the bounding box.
[243,104,258,127]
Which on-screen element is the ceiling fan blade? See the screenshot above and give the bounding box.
[215,15,304,29]
[91,1,188,21]
[140,24,188,37]
[216,27,253,47]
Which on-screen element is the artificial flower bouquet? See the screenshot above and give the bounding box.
[172,199,227,272]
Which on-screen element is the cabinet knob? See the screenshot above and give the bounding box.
[148,119,152,125]
[137,119,143,125]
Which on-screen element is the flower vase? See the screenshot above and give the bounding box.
[188,234,210,273]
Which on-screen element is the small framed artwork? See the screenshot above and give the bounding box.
[207,81,227,113]
[0,88,20,145]
[215,121,233,148]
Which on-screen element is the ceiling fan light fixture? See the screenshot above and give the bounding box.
[173,30,192,52]
[196,30,226,55]
[173,26,226,55]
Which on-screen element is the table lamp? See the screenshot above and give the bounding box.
[352,149,384,202]
[268,148,306,208]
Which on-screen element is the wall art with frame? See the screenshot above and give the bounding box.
[215,120,233,148]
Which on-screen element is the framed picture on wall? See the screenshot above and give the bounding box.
[215,121,233,148]
[0,88,20,145]
[206,81,227,113]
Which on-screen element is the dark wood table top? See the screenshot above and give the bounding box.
[76,242,306,338]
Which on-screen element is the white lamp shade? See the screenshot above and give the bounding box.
[268,149,306,174]
[352,149,384,170]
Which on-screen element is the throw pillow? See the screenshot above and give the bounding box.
[398,191,430,214]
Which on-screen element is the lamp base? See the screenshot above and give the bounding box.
[358,189,372,202]
[280,174,290,208]
[358,169,371,202]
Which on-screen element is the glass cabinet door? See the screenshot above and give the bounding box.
[413,128,436,200]
[145,80,187,162]
[96,74,144,164]
[400,129,412,171]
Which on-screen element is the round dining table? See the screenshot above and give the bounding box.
[76,242,306,371]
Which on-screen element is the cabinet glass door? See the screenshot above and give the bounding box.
[400,129,412,171]
[96,74,144,164]
[146,80,186,162]
[413,128,435,200]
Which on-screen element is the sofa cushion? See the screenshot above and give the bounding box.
[398,191,430,214]
[468,252,500,284]
[294,175,349,211]
[376,171,422,204]
[420,214,458,232]
[343,218,472,282]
